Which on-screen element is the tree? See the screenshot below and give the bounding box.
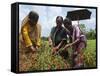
[79,24,87,33]
[79,24,96,40]
[86,29,96,40]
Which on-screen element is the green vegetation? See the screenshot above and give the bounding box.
[19,39,96,72]
[80,24,96,40]
[84,40,96,68]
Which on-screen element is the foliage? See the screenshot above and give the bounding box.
[79,24,96,39]
[19,40,96,72]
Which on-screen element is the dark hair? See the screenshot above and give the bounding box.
[28,11,39,21]
[63,17,72,25]
[56,16,63,22]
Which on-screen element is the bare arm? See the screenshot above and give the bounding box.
[28,46,37,52]
[63,38,79,50]
[48,36,53,47]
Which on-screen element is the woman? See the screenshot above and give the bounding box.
[63,18,87,68]
[20,11,41,53]
[49,16,69,59]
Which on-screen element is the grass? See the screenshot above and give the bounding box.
[19,39,96,72]
[84,40,96,68]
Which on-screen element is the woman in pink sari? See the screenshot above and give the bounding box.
[63,18,87,68]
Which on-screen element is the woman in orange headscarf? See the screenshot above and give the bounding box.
[19,11,41,53]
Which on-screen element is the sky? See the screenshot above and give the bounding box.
[19,4,96,37]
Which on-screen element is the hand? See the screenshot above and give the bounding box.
[52,47,58,55]
[48,37,53,47]
[63,44,72,50]
[53,46,59,51]
[36,46,39,50]
[29,46,37,53]
[49,41,53,47]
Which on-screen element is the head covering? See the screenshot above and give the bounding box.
[28,11,39,21]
